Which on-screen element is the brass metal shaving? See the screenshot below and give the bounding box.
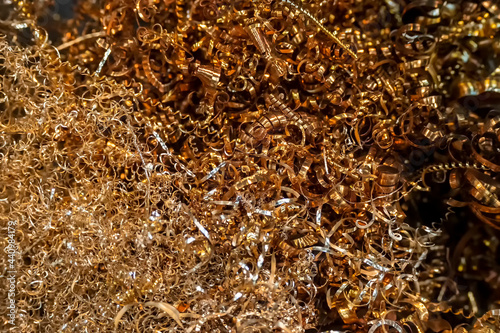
[1,0,500,332]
